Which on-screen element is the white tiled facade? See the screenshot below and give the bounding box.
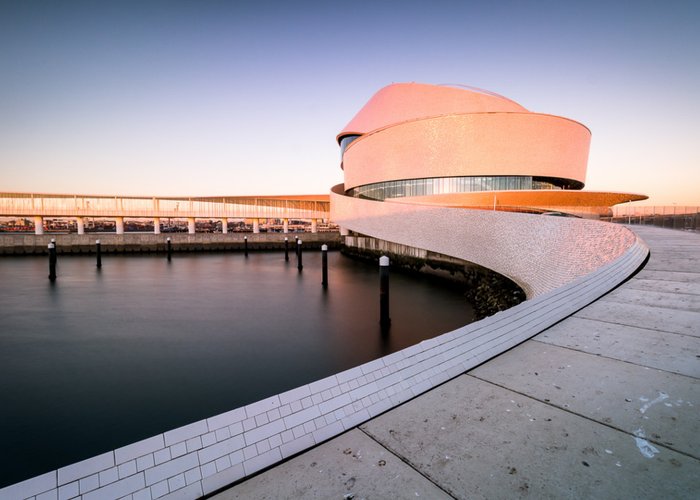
[331,187,639,298]
[0,205,648,500]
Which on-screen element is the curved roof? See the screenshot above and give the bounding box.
[337,82,528,142]
[336,82,646,217]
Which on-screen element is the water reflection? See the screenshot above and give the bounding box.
[0,251,473,488]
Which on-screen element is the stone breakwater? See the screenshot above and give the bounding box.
[0,232,341,255]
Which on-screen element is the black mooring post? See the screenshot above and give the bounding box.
[51,238,57,254]
[379,255,391,329]
[48,242,57,281]
[297,239,303,272]
[294,236,299,256]
[96,239,102,269]
[284,237,289,262]
[321,244,328,288]
[244,236,248,257]
[167,237,172,261]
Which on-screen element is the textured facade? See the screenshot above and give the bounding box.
[333,82,649,297]
[331,186,640,297]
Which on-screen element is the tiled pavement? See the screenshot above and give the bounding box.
[216,226,699,499]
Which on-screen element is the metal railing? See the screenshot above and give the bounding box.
[605,205,700,231]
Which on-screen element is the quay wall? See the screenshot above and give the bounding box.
[0,232,341,255]
[343,234,491,281]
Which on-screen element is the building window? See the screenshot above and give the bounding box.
[346,176,573,201]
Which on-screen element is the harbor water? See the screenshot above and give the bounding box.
[0,250,474,487]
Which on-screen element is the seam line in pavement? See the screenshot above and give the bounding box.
[623,287,700,298]
[595,297,700,314]
[571,315,700,340]
[635,269,700,275]
[529,338,700,381]
[641,269,700,274]
[356,426,458,499]
[465,373,700,462]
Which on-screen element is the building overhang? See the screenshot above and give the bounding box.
[384,190,648,217]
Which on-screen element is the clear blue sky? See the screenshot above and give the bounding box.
[1,0,698,204]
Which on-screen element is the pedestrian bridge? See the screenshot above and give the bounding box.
[0,192,330,234]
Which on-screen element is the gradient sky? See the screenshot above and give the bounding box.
[1,0,698,205]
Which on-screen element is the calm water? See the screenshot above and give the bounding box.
[0,251,474,487]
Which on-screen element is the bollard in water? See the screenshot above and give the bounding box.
[48,242,57,281]
[297,239,303,272]
[96,239,102,269]
[284,237,289,262]
[321,244,328,288]
[51,238,57,254]
[294,236,299,256]
[166,237,172,261]
[244,236,248,257]
[379,255,391,329]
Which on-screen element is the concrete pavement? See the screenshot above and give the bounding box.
[213,226,699,499]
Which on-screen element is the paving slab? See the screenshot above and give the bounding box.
[574,301,700,338]
[641,257,700,273]
[632,231,700,272]
[537,316,700,378]
[211,429,451,500]
[623,277,700,295]
[470,341,700,459]
[601,287,700,312]
[360,374,700,499]
[635,270,700,284]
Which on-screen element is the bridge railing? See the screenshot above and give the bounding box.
[604,205,700,231]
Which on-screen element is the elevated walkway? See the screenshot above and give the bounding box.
[216,226,700,499]
[0,192,330,235]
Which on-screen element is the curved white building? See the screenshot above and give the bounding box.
[332,83,648,297]
[336,83,645,217]
[0,84,651,500]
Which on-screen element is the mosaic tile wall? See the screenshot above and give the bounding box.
[331,186,637,297]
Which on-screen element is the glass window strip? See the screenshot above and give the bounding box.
[346,176,563,201]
